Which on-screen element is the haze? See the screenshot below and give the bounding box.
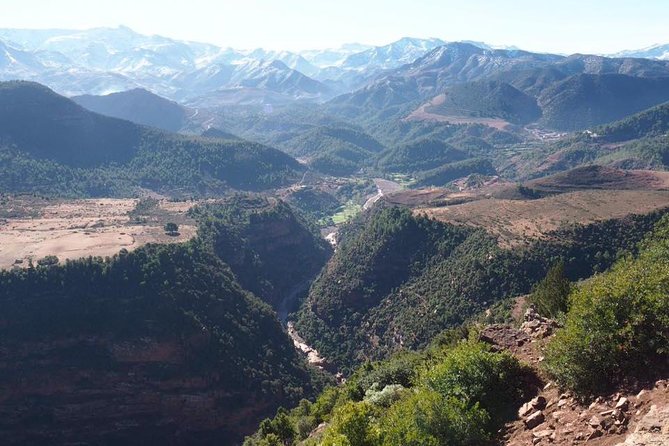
[1,0,668,54]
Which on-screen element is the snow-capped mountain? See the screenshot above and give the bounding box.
[341,37,447,70]
[300,43,373,68]
[613,44,669,61]
[0,27,548,105]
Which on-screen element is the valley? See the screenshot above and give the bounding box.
[1,20,669,446]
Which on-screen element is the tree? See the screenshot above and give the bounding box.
[528,261,571,318]
[164,222,179,236]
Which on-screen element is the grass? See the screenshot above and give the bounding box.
[332,201,363,224]
[387,173,416,188]
[319,201,363,226]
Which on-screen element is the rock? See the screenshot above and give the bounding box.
[519,401,535,418]
[602,417,615,431]
[588,415,602,428]
[616,397,630,411]
[637,389,648,399]
[600,409,614,416]
[525,411,545,429]
[612,409,625,422]
[531,396,547,410]
[587,428,603,441]
[533,429,554,439]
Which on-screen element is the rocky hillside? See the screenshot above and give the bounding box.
[295,205,669,371]
[0,197,331,445]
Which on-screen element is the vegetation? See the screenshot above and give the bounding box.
[164,222,180,235]
[245,339,532,446]
[427,80,542,125]
[191,195,331,309]
[296,206,669,371]
[0,195,333,444]
[376,139,469,174]
[595,101,669,142]
[538,74,669,131]
[527,261,571,318]
[0,81,304,197]
[545,215,669,395]
[414,158,496,187]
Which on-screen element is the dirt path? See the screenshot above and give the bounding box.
[480,308,669,446]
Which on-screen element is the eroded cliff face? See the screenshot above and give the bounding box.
[200,196,332,309]
[0,241,318,446]
[0,333,286,445]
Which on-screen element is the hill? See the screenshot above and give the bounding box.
[191,195,332,311]
[525,165,669,192]
[538,74,669,131]
[285,126,385,176]
[73,88,189,132]
[414,158,497,187]
[0,81,304,196]
[295,195,669,370]
[0,196,332,445]
[424,80,542,125]
[594,101,669,142]
[377,139,469,173]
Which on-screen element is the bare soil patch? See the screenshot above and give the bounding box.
[405,93,513,130]
[0,197,197,270]
[418,190,669,247]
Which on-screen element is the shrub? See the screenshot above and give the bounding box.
[320,402,379,446]
[545,217,669,395]
[424,342,528,427]
[164,222,179,235]
[380,389,489,446]
[528,260,571,318]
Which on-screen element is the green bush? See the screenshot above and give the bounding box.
[528,260,571,318]
[380,389,489,446]
[425,342,528,427]
[321,402,379,446]
[545,217,669,395]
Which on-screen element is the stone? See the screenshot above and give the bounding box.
[586,428,603,441]
[601,417,615,431]
[588,415,602,428]
[531,396,547,410]
[637,389,648,399]
[612,409,625,422]
[525,411,545,429]
[616,397,630,411]
[533,429,554,439]
[519,401,535,418]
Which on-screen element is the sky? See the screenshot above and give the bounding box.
[0,0,667,54]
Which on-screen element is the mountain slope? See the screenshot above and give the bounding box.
[425,80,542,125]
[73,88,189,132]
[295,204,669,370]
[0,81,303,195]
[328,43,562,120]
[377,139,469,173]
[538,74,669,131]
[0,198,329,445]
[594,101,669,142]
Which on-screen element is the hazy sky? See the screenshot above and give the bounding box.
[0,0,667,53]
